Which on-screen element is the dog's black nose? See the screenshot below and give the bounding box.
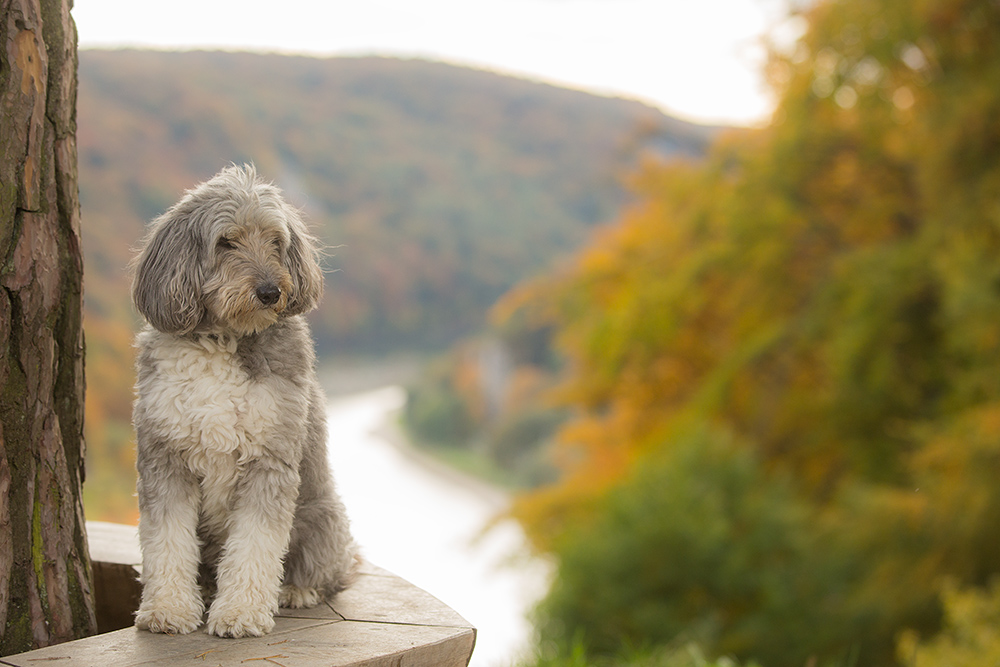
[256,283,282,306]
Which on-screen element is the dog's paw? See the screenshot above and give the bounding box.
[135,594,204,634]
[205,598,275,638]
[279,585,322,609]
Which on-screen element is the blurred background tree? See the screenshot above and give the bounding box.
[489,0,1000,664]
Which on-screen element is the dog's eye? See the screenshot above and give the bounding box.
[217,238,236,251]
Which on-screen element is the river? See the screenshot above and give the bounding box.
[325,386,551,667]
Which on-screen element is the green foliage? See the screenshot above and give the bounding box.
[526,636,760,667]
[898,580,1000,666]
[500,0,1000,664]
[536,428,879,667]
[405,367,475,448]
[486,408,562,481]
[402,339,563,487]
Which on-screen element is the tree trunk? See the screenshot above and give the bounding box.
[0,0,96,654]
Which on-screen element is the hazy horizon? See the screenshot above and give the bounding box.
[72,0,793,127]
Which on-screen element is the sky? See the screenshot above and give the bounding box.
[73,0,796,127]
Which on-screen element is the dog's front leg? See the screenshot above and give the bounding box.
[205,458,298,638]
[135,449,205,634]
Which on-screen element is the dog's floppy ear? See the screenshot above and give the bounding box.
[131,204,206,334]
[282,206,324,316]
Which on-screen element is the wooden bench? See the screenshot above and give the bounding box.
[1,522,476,667]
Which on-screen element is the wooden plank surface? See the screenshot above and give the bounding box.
[1,523,476,667]
[0,618,475,667]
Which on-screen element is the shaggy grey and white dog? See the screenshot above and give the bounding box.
[130,164,358,638]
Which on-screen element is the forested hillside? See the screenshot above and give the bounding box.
[79,50,713,351]
[77,49,715,520]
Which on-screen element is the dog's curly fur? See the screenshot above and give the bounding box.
[130,164,358,638]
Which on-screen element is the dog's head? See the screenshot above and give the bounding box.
[131,164,324,336]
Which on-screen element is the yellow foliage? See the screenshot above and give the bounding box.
[898,581,1000,667]
[509,0,1000,546]
[502,4,1000,662]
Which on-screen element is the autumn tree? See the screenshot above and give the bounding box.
[0,0,96,654]
[503,0,1000,664]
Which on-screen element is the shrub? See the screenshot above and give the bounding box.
[535,427,874,667]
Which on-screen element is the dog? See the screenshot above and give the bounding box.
[130,164,358,638]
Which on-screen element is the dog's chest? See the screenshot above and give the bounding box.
[142,335,285,477]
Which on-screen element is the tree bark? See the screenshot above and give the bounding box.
[0,0,97,654]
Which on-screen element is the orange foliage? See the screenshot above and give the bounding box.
[503,0,1000,559]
